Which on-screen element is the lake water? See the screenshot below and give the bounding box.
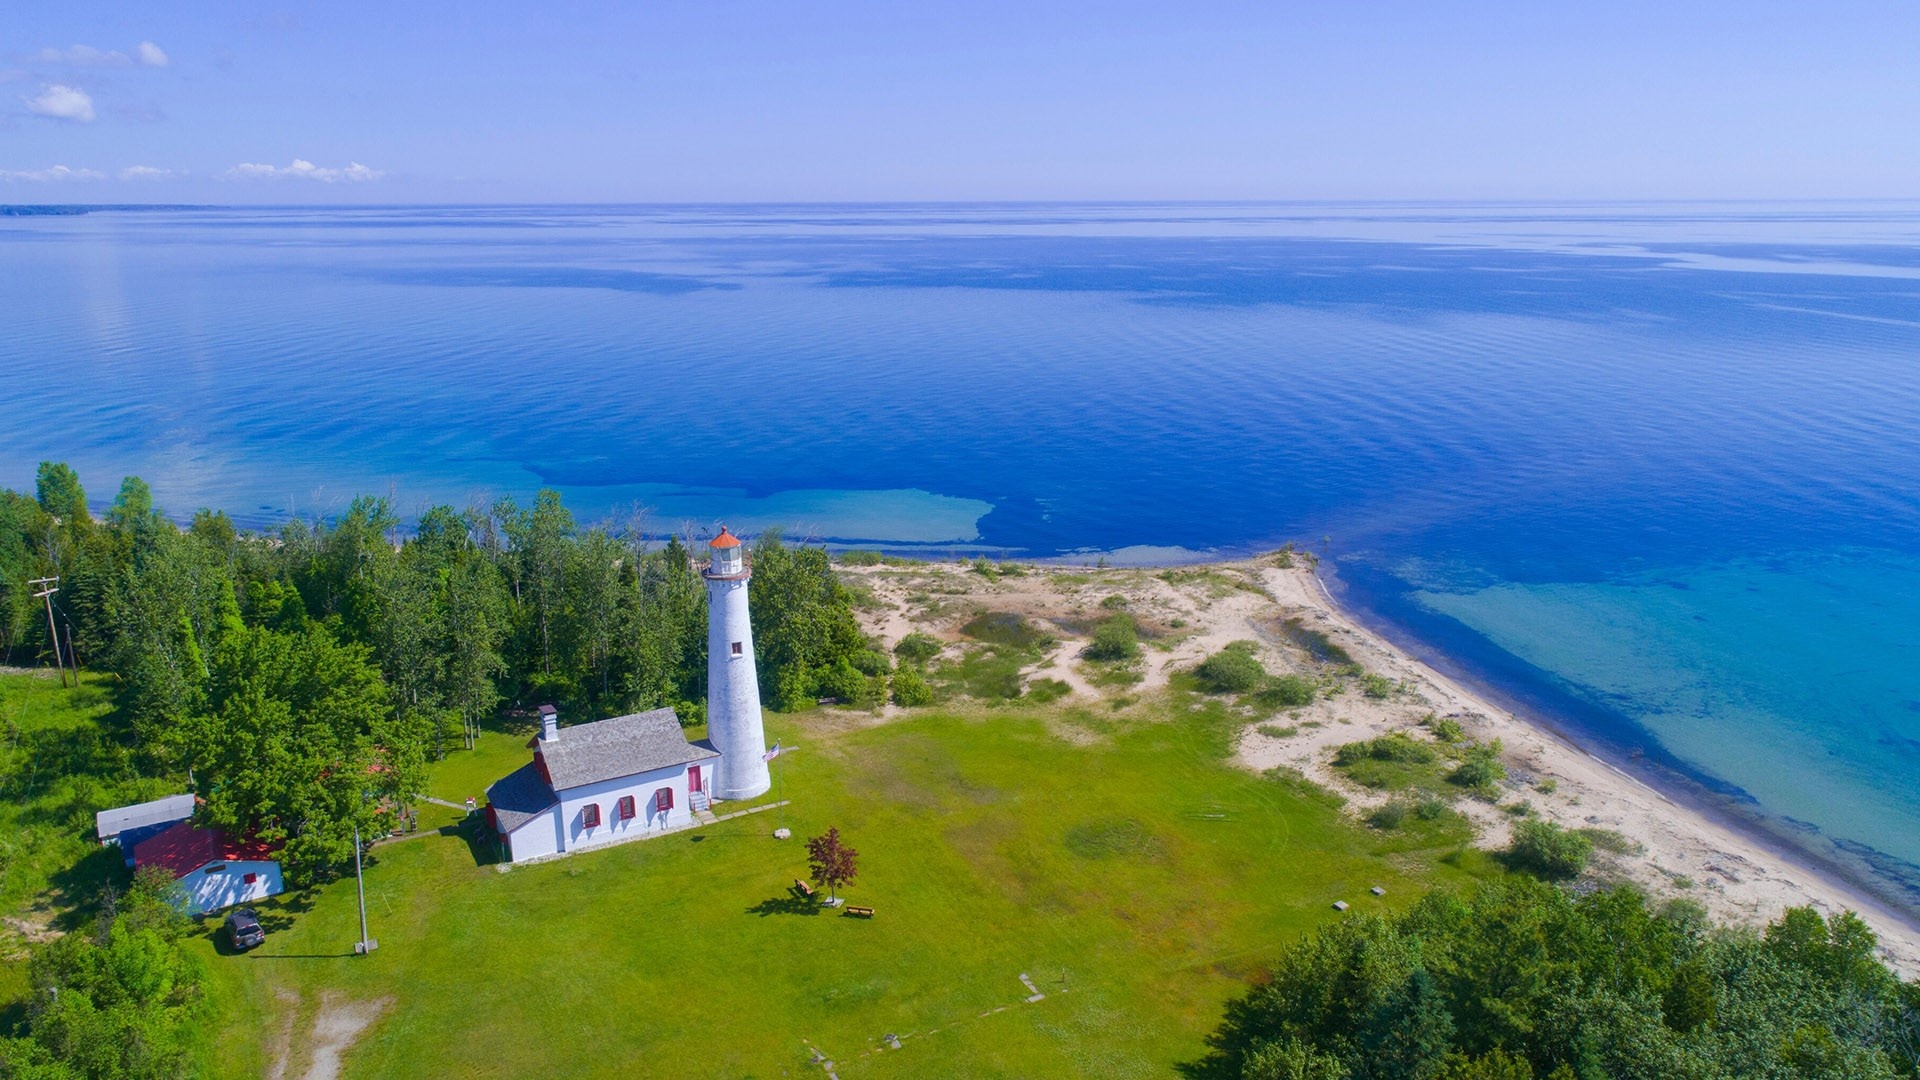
[5,201,1919,914]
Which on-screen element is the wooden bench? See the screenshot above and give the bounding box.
[845,905,875,918]
[793,878,815,898]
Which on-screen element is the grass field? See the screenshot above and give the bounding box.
[185,685,1499,1078]
[0,669,1502,1077]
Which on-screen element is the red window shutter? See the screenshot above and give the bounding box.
[582,803,600,828]
[617,795,635,820]
[243,872,257,884]
[656,788,673,813]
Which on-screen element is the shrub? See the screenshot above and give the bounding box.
[1360,673,1398,699]
[1449,741,1507,793]
[890,667,934,706]
[1534,778,1558,795]
[1026,678,1070,704]
[849,648,893,676]
[1194,641,1266,693]
[1085,615,1140,661]
[1099,593,1130,610]
[1368,800,1410,830]
[1256,674,1316,709]
[817,659,869,705]
[1257,724,1298,739]
[1427,716,1466,743]
[1366,731,1435,764]
[835,549,883,566]
[893,632,942,665]
[1506,819,1593,878]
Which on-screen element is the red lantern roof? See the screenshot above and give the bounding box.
[709,526,741,549]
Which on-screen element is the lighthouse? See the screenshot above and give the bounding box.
[703,526,770,800]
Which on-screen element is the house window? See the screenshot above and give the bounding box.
[243,872,257,884]
[581,803,601,829]
[655,788,674,814]
[616,795,636,821]
[731,641,743,656]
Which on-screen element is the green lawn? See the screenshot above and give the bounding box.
[194,689,1500,1078]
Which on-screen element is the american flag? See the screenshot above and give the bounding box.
[762,742,781,761]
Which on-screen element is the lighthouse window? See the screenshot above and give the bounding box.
[731,641,743,656]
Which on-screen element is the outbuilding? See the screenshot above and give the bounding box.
[96,793,197,866]
[132,820,284,915]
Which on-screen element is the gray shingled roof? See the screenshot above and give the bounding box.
[96,793,195,841]
[485,762,558,834]
[538,707,718,791]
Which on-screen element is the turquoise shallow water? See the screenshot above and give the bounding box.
[2,201,1918,912]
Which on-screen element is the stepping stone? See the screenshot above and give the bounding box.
[1370,886,1386,896]
[1332,900,1350,911]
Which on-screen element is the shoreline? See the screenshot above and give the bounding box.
[844,553,1920,976]
[1295,560,1920,974]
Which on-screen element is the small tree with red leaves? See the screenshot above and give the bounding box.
[806,827,859,903]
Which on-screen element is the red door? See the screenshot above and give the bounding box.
[688,765,702,794]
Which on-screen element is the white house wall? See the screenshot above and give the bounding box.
[179,860,283,915]
[506,810,561,862]
[554,763,697,855]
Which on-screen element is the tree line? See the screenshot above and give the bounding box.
[1195,876,1920,1080]
[0,463,866,883]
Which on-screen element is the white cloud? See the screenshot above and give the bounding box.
[34,44,133,67]
[23,84,94,122]
[0,165,106,182]
[136,41,169,68]
[119,165,179,181]
[224,158,382,183]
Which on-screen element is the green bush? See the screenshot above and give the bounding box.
[1194,641,1266,693]
[1367,731,1435,764]
[1099,593,1130,610]
[1505,819,1592,878]
[890,667,934,706]
[1360,672,1398,699]
[1254,674,1316,709]
[849,648,893,676]
[835,549,883,566]
[1368,801,1409,830]
[1449,741,1507,793]
[1335,732,1435,767]
[1026,678,1070,704]
[1084,615,1140,661]
[1428,716,1466,743]
[817,659,869,705]
[893,632,943,665]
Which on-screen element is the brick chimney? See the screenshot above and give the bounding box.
[538,704,558,743]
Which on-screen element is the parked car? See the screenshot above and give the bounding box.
[225,907,266,950]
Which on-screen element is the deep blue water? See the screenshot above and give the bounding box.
[5,202,1920,913]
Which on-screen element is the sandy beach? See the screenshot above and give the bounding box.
[844,554,1920,976]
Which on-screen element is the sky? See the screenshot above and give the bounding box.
[3,2,1917,203]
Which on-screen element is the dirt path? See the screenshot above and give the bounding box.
[269,994,391,1080]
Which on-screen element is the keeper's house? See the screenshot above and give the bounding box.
[485,705,718,863]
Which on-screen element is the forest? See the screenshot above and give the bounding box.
[0,463,868,884]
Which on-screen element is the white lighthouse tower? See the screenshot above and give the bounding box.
[703,526,770,800]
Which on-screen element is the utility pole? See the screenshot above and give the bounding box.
[28,577,65,688]
[353,821,377,955]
